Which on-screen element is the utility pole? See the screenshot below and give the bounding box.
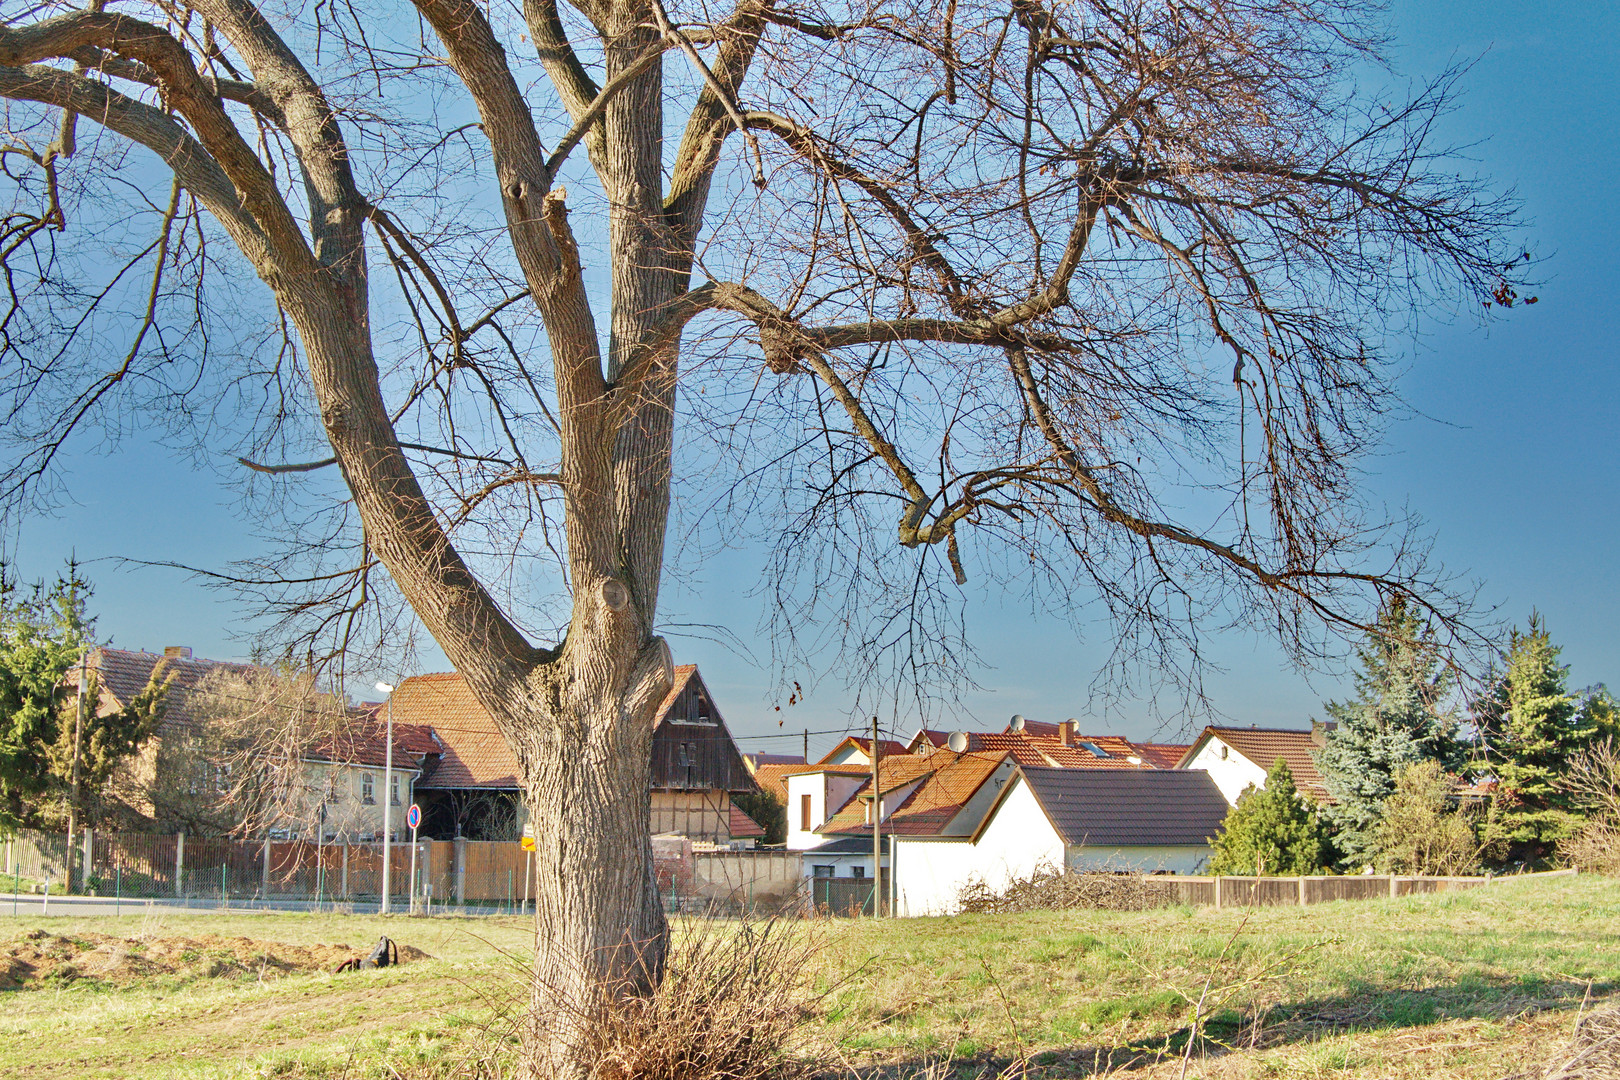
[65,649,88,894]
[870,716,882,918]
[802,728,808,765]
[376,681,395,914]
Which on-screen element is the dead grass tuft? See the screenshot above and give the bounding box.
[454,916,820,1080]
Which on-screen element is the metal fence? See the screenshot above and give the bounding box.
[1,830,814,916]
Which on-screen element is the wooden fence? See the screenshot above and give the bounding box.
[1149,867,1576,909]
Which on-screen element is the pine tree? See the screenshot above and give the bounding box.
[1487,615,1595,863]
[1313,597,1467,870]
[1209,760,1332,876]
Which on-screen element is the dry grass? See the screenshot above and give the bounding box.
[1519,1004,1620,1080]
[448,916,821,1080]
[956,870,1179,914]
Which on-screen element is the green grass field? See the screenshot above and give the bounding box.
[0,874,1612,1078]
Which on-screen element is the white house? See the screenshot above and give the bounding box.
[892,767,1232,916]
[1176,724,1332,805]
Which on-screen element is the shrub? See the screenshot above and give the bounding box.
[1374,760,1480,875]
[1209,760,1331,876]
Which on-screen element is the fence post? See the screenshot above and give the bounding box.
[261,839,271,898]
[174,832,185,899]
[1389,875,1399,899]
[83,829,94,890]
[1214,875,1223,911]
[1298,876,1307,906]
[454,837,466,906]
[340,841,349,899]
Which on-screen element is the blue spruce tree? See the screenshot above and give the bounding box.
[1313,598,1468,870]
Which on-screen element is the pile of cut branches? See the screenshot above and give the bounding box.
[957,870,1179,914]
[1514,1005,1620,1080]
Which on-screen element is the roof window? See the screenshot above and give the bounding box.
[1078,741,1111,758]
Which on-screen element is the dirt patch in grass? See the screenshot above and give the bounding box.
[0,928,433,990]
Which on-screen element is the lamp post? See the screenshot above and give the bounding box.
[376,681,395,914]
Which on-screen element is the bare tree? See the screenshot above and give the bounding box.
[0,0,1526,1070]
[154,665,354,838]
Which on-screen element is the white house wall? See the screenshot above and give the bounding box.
[1182,737,1267,806]
[1065,845,1211,875]
[786,772,866,850]
[893,779,1063,916]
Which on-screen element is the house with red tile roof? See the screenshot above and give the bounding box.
[905,719,1156,770]
[385,664,762,845]
[1176,724,1333,805]
[80,646,436,841]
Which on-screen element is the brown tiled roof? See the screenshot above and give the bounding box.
[387,673,519,789]
[86,647,258,734]
[306,716,441,770]
[819,736,909,763]
[1011,767,1231,847]
[1192,726,1328,798]
[390,666,745,791]
[1134,743,1192,770]
[748,763,797,803]
[819,749,1010,837]
[728,804,766,839]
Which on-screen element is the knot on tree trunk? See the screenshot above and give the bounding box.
[757,319,821,374]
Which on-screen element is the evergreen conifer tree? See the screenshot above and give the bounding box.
[1209,760,1331,876]
[1313,597,1467,870]
[0,565,95,829]
[1486,615,1595,863]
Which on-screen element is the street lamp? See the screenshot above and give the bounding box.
[376,681,395,914]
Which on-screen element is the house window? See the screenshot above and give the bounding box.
[811,865,834,878]
[360,773,375,805]
[1219,744,1229,760]
[390,773,402,806]
[800,794,812,831]
[850,865,865,879]
[1078,741,1111,758]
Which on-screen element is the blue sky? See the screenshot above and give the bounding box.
[9,0,1617,762]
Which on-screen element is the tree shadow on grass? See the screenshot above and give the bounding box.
[830,977,1614,1078]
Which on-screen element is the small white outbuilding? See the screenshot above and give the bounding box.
[892,766,1231,916]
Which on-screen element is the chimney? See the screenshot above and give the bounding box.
[1059,720,1077,747]
[1310,719,1331,748]
[164,646,192,659]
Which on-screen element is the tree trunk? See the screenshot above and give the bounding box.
[481,635,673,1076]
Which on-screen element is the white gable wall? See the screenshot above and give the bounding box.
[893,778,1063,916]
[1182,736,1267,806]
[786,772,866,850]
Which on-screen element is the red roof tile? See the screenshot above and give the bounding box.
[819,749,1011,837]
[728,804,766,839]
[1135,743,1192,770]
[386,673,519,789]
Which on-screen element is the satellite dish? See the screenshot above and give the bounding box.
[1009,714,1026,732]
[947,731,969,753]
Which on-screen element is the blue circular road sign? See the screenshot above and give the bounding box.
[406,803,421,830]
